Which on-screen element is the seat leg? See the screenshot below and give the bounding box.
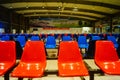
[89,71,94,80]
[4,72,9,80]
[80,76,85,80]
[28,78,33,80]
[18,78,23,80]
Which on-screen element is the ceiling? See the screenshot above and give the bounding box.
[0,0,120,21]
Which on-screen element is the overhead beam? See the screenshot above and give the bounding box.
[23,12,102,19]
[24,14,97,21]
[13,7,112,16]
[16,9,105,18]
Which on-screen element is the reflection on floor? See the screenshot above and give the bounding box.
[0,59,120,80]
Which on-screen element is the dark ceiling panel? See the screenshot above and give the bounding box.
[0,0,120,21]
[0,0,120,10]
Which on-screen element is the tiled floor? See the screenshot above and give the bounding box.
[0,59,120,80]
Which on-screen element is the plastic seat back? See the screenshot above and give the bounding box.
[107,36,118,48]
[0,41,16,62]
[91,36,101,41]
[95,40,119,61]
[1,35,10,41]
[62,36,72,41]
[16,35,26,48]
[45,36,56,48]
[21,41,46,63]
[30,35,40,41]
[58,41,82,62]
[107,36,117,44]
[78,36,88,44]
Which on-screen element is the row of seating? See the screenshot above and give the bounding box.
[0,33,120,38]
[0,33,120,41]
[0,34,120,49]
[1,34,120,59]
[0,40,120,79]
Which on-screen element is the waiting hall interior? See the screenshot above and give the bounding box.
[0,0,120,80]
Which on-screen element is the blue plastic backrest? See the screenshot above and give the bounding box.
[78,36,87,44]
[62,36,72,41]
[16,36,26,48]
[46,36,56,45]
[92,36,101,40]
[107,36,117,44]
[1,35,10,41]
[30,36,40,41]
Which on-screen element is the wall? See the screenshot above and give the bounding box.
[29,27,93,34]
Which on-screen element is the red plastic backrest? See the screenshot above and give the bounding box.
[0,41,16,62]
[58,41,82,62]
[95,40,119,61]
[21,41,46,62]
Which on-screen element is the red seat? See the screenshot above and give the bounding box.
[0,41,16,75]
[11,41,46,78]
[58,41,89,76]
[95,40,120,74]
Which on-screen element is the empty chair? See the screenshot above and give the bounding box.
[107,36,118,48]
[91,36,101,41]
[78,36,89,49]
[11,41,46,78]
[1,35,10,41]
[30,35,40,41]
[0,41,16,77]
[45,36,56,48]
[58,41,89,76]
[95,40,120,74]
[16,35,26,48]
[62,36,72,41]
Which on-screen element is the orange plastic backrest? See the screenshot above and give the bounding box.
[21,41,46,62]
[95,40,119,61]
[58,41,82,62]
[0,41,16,62]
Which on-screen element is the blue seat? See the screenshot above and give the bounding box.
[30,35,40,41]
[1,35,10,41]
[107,36,118,48]
[62,36,72,41]
[45,36,56,48]
[78,36,89,49]
[91,36,101,41]
[16,35,26,48]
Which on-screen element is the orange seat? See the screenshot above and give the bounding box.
[0,41,16,75]
[11,41,46,78]
[58,41,89,76]
[95,40,120,75]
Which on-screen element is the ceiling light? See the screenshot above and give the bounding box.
[74,7,77,9]
[9,6,13,9]
[26,6,29,8]
[73,7,78,11]
[42,6,45,8]
[58,6,61,9]
[73,8,78,11]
